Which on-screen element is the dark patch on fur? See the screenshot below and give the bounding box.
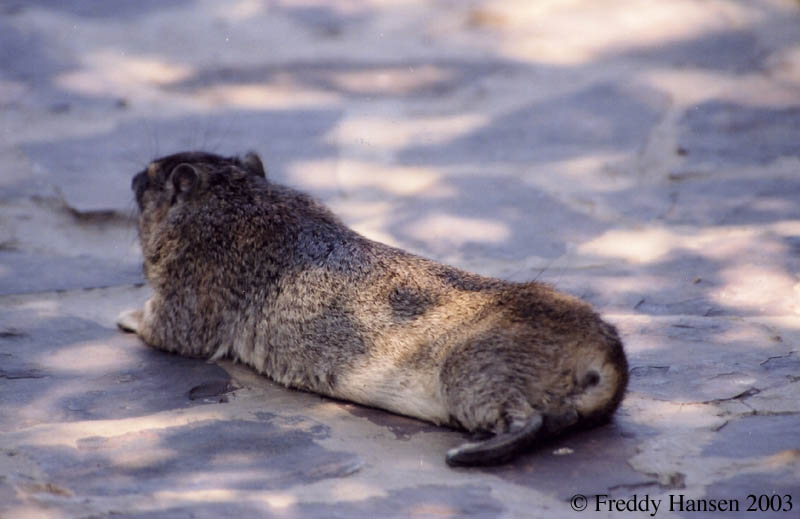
[389,285,437,321]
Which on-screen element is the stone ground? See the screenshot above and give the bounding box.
[1,0,799,517]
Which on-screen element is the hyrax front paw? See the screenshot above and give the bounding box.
[117,309,143,334]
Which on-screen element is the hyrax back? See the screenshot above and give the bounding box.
[121,151,628,466]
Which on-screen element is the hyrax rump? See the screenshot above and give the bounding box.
[118,151,628,466]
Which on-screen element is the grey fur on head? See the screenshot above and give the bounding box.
[119,150,628,466]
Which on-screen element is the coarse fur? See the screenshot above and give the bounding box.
[118,151,629,466]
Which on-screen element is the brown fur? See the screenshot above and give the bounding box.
[118,151,628,466]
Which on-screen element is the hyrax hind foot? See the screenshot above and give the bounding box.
[445,409,581,467]
[446,414,544,466]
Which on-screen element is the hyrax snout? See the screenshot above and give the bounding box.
[118,151,628,466]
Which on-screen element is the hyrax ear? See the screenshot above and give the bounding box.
[169,163,200,200]
[241,151,266,178]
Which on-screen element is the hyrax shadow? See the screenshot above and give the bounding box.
[118,151,628,466]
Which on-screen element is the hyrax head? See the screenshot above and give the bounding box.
[131,151,266,263]
[131,151,266,213]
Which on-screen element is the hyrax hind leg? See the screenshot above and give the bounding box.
[442,372,545,466]
[439,338,578,466]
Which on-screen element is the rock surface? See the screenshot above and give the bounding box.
[1,1,799,517]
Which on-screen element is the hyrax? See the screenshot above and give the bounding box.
[118,151,628,466]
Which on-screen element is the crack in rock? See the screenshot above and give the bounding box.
[0,328,26,338]
[187,380,241,401]
[707,387,759,405]
[760,351,799,370]
[0,369,46,380]
[31,194,136,226]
